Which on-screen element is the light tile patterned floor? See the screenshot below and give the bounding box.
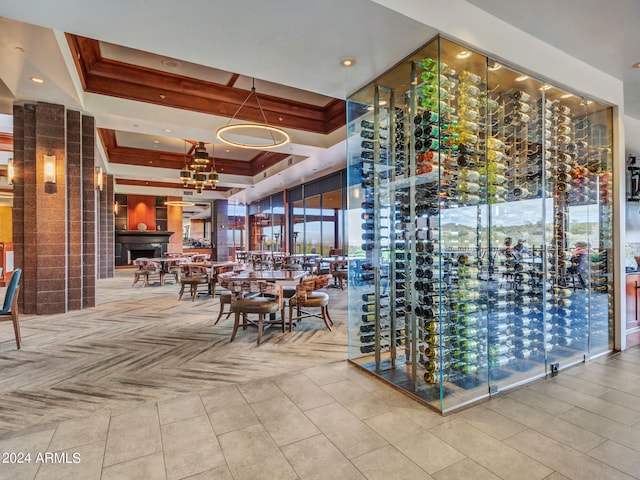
[1,273,640,479]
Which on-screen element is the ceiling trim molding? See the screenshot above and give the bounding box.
[68,35,345,135]
[97,128,289,177]
[115,178,232,192]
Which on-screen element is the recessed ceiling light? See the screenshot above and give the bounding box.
[633,61,640,69]
[515,75,529,82]
[153,140,160,144]
[456,50,472,59]
[14,46,25,53]
[488,62,502,71]
[225,149,230,153]
[164,128,172,133]
[161,59,181,68]
[30,77,44,84]
[340,57,356,67]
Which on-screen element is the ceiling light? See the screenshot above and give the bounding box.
[539,84,552,91]
[161,59,181,69]
[560,93,574,99]
[14,46,25,53]
[515,75,529,82]
[153,140,160,144]
[30,77,44,83]
[340,57,355,67]
[488,62,502,71]
[165,200,196,207]
[216,78,290,149]
[633,61,640,69]
[456,50,472,59]
[164,128,172,133]
[178,140,219,193]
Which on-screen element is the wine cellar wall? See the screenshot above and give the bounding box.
[346,36,614,412]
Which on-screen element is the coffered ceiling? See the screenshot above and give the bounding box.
[0,0,639,205]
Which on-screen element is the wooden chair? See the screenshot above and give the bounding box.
[229,280,284,345]
[132,259,162,286]
[1,269,22,349]
[330,259,348,289]
[214,270,236,325]
[178,265,209,301]
[288,274,333,332]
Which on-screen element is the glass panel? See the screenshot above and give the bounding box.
[304,195,322,255]
[484,62,548,392]
[292,199,305,254]
[346,34,614,413]
[584,101,614,354]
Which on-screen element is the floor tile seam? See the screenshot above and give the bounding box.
[578,445,640,480]
[484,399,610,450]
[503,427,612,477]
[430,420,548,470]
[455,410,529,443]
[559,405,636,434]
[298,366,348,388]
[198,389,235,478]
[351,441,437,478]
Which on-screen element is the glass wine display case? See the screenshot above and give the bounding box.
[346,36,614,413]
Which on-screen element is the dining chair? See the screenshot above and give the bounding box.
[288,273,333,332]
[214,270,236,324]
[1,268,22,349]
[329,259,348,289]
[229,280,284,345]
[132,259,162,287]
[178,264,209,301]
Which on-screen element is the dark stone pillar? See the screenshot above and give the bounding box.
[67,109,83,310]
[12,102,97,314]
[213,199,228,261]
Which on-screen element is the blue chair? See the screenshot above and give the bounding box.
[1,269,22,349]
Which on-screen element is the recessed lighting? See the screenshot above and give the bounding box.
[14,46,25,53]
[515,75,529,82]
[225,149,230,153]
[456,50,472,59]
[161,59,181,69]
[560,93,574,99]
[340,57,355,67]
[153,140,160,144]
[164,128,172,133]
[30,77,44,84]
[488,62,502,71]
[633,61,640,69]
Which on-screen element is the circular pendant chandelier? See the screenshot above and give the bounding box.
[216,78,290,149]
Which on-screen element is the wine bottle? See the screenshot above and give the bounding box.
[459,70,481,84]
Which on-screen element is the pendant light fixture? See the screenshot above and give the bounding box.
[178,140,219,194]
[216,78,290,149]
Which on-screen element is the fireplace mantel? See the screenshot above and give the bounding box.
[115,231,175,266]
[116,231,174,244]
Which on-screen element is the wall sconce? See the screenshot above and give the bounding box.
[95,166,103,191]
[43,155,56,184]
[114,200,119,215]
[7,158,14,185]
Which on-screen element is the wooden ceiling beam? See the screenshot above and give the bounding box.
[115,178,231,192]
[68,35,345,135]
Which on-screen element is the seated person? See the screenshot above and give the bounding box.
[568,241,590,287]
[513,238,529,256]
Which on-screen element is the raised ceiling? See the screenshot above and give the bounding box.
[0,0,437,203]
[0,0,639,203]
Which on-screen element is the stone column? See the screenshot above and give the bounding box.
[213,199,229,261]
[12,102,97,314]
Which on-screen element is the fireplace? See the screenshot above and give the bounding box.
[115,231,174,266]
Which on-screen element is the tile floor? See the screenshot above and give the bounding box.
[2,348,640,480]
